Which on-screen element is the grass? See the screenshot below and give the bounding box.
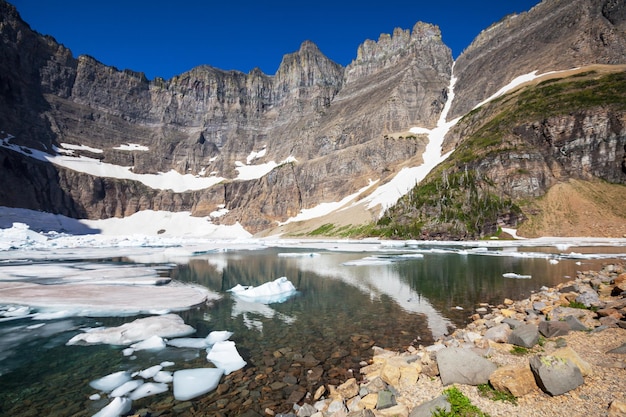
[433,386,492,417]
[477,384,518,405]
[510,346,530,355]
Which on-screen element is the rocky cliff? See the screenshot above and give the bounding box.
[0,0,625,237]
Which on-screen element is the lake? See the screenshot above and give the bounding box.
[0,239,625,416]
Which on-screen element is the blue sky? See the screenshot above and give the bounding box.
[11,1,541,80]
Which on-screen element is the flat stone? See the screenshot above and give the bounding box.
[376,390,397,410]
[564,315,589,331]
[552,347,593,376]
[436,347,497,386]
[529,355,584,396]
[502,318,524,329]
[508,323,539,348]
[490,365,538,397]
[337,378,359,399]
[538,321,570,338]
[483,323,512,343]
[408,395,451,417]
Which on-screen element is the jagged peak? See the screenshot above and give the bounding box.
[298,40,321,54]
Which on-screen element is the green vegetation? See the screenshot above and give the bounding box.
[372,70,626,240]
[433,386,492,417]
[510,346,530,355]
[307,223,378,238]
[477,384,518,405]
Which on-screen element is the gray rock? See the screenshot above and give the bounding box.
[575,291,603,308]
[502,318,524,329]
[483,323,512,343]
[539,321,570,338]
[529,355,584,396]
[508,323,539,348]
[564,315,589,331]
[409,395,451,417]
[436,347,497,386]
[376,390,396,410]
[296,403,317,417]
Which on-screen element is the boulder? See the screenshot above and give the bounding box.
[489,364,538,397]
[538,321,570,338]
[551,347,593,376]
[529,355,584,396]
[483,323,512,343]
[436,347,497,386]
[376,390,397,410]
[508,323,539,348]
[409,395,451,417]
[337,378,360,399]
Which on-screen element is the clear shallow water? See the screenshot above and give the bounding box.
[0,243,624,416]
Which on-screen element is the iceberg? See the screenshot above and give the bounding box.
[206,340,247,375]
[89,371,132,393]
[136,365,162,379]
[130,335,166,351]
[127,382,169,400]
[173,368,224,401]
[502,273,532,279]
[109,379,144,398]
[92,397,132,417]
[66,314,195,346]
[205,330,233,346]
[228,277,297,304]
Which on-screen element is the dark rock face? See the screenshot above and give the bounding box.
[0,0,625,234]
[451,0,626,119]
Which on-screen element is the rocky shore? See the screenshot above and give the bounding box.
[263,263,626,417]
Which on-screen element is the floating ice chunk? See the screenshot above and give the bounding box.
[137,365,162,379]
[167,337,209,349]
[206,340,247,375]
[66,314,195,346]
[2,305,31,317]
[89,393,101,401]
[549,259,559,264]
[160,361,175,367]
[122,348,134,356]
[92,396,132,417]
[173,368,224,401]
[228,277,296,304]
[502,273,532,279]
[89,371,132,392]
[128,382,169,400]
[153,371,173,383]
[109,379,144,397]
[130,335,166,351]
[205,330,233,346]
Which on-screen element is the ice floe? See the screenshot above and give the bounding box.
[109,379,144,397]
[228,276,297,304]
[89,371,132,392]
[66,314,195,346]
[206,340,247,375]
[92,397,132,417]
[502,273,532,279]
[173,368,224,401]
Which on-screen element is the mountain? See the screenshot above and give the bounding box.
[0,0,625,239]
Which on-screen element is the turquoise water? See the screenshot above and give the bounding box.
[0,244,623,416]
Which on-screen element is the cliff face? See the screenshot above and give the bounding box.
[0,0,625,237]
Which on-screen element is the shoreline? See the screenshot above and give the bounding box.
[285,262,626,417]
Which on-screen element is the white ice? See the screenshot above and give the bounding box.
[66,314,196,346]
[109,379,144,397]
[92,397,132,417]
[167,337,210,349]
[128,382,169,400]
[235,156,297,181]
[502,273,532,279]
[228,277,297,304]
[153,371,173,383]
[130,335,166,351]
[206,340,247,375]
[205,330,234,346]
[89,371,132,393]
[113,143,149,151]
[173,368,224,401]
[136,365,163,379]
